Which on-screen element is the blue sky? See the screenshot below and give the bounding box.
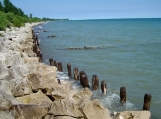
[1,0,161,20]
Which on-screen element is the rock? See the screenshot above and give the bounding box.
[0,91,22,110]
[46,80,71,101]
[6,54,24,67]
[16,90,52,107]
[23,57,39,64]
[44,115,54,119]
[0,65,9,80]
[82,99,112,119]
[113,111,151,119]
[13,104,48,119]
[54,116,82,119]
[11,82,32,97]
[27,73,43,92]
[9,65,24,80]
[49,99,84,118]
[73,88,93,104]
[0,111,15,119]
[0,80,15,95]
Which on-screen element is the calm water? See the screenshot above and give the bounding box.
[36,18,161,119]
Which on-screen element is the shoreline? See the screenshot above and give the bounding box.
[0,23,151,119]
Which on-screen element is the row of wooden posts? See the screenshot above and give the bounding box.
[49,58,152,111]
[32,30,43,62]
[32,31,152,111]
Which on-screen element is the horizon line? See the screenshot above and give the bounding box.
[69,17,161,21]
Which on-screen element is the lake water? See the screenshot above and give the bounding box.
[36,18,161,119]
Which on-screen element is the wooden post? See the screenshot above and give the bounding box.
[50,61,54,66]
[101,81,107,94]
[54,60,57,67]
[120,87,126,103]
[33,44,36,53]
[49,58,53,66]
[143,93,152,110]
[37,50,40,57]
[39,53,43,62]
[79,71,89,88]
[35,35,39,46]
[92,75,99,90]
[79,71,85,85]
[67,63,72,77]
[36,46,40,56]
[73,67,79,80]
[58,62,63,72]
[57,79,61,85]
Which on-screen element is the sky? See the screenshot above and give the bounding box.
[1,0,161,20]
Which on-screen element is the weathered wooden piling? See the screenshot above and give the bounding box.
[79,71,89,88]
[120,87,126,103]
[67,63,72,77]
[53,60,57,67]
[73,67,79,80]
[92,75,99,90]
[37,50,40,57]
[32,30,35,39]
[50,61,54,66]
[39,53,43,62]
[35,35,39,46]
[143,93,152,110]
[101,81,107,94]
[33,44,37,53]
[57,79,61,85]
[57,62,63,72]
[49,58,53,66]
[79,71,85,85]
[35,46,40,56]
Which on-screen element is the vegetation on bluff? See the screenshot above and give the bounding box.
[0,0,42,31]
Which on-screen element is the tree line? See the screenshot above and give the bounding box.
[0,0,42,31]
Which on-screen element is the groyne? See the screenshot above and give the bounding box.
[0,23,151,119]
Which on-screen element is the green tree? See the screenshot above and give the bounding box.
[30,13,32,18]
[42,17,47,21]
[3,0,11,13]
[3,0,25,16]
[0,2,4,11]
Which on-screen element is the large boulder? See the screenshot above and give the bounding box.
[16,90,52,107]
[13,104,48,119]
[0,91,22,110]
[82,99,112,119]
[112,111,151,119]
[73,88,93,104]
[49,99,84,118]
[46,80,72,101]
[0,80,15,95]
[11,82,32,97]
[0,64,9,80]
[27,73,43,92]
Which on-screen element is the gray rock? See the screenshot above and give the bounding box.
[27,73,43,92]
[49,99,84,118]
[82,99,112,119]
[113,111,151,119]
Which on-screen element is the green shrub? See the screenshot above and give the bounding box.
[12,16,22,27]
[0,11,11,31]
[6,12,15,23]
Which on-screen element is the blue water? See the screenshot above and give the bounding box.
[36,18,161,119]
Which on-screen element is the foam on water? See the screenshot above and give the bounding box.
[56,71,69,80]
[92,91,137,112]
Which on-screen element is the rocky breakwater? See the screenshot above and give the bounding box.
[0,23,151,119]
